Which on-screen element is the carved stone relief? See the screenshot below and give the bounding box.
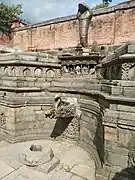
[46,69,55,81]
[128,150,135,167]
[45,95,81,140]
[34,68,43,78]
[0,113,6,129]
[4,66,9,76]
[11,67,16,76]
[23,68,31,77]
[122,62,135,80]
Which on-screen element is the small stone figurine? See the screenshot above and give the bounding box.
[77,3,93,47]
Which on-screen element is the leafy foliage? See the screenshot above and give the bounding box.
[92,3,108,10]
[103,0,112,5]
[0,2,23,34]
[92,0,112,10]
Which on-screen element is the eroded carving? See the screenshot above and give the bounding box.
[46,69,55,81]
[45,95,81,119]
[128,150,135,167]
[34,67,43,77]
[11,67,16,76]
[0,113,6,129]
[45,95,81,140]
[122,62,135,80]
[23,68,31,77]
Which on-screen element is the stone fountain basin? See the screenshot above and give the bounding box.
[20,145,54,167]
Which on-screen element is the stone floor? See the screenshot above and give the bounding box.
[0,139,95,180]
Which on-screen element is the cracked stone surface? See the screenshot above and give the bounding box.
[0,140,95,180]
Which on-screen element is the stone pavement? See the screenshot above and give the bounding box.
[0,140,95,180]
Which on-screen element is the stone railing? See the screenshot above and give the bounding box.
[58,54,100,78]
[0,52,61,90]
[100,42,135,81]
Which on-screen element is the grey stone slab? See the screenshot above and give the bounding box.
[49,170,72,180]
[70,176,86,180]
[1,165,47,180]
[0,160,14,178]
[36,157,60,174]
[71,164,95,180]
[1,156,23,170]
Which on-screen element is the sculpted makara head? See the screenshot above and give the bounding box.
[77,3,93,47]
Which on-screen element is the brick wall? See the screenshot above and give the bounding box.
[9,1,135,50]
[0,33,11,46]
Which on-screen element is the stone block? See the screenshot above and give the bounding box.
[106,150,128,169]
[119,111,135,121]
[101,85,111,94]
[71,164,95,180]
[1,156,23,170]
[104,126,117,142]
[118,105,135,113]
[70,176,86,180]
[49,170,73,180]
[36,157,60,174]
[111,86,123,96]
[109,104,118,111]
[0,160,14,178]
[2,80,17,87]
[123,87,135,98]
[117,80,135,87]
[128,44,135,53]
[118,127,135,148]
[23,81,35,87]
[1,165,48,180]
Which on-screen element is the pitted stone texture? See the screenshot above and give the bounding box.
[20,145,54,167]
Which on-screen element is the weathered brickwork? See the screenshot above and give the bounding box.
[5,1,135,51]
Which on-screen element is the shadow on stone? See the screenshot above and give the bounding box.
[112,166,135,180]
[50,117,73,138]
[94,108,105,167]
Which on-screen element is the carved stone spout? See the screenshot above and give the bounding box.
[77,3,93,47]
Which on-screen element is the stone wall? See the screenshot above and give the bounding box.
[1,50,135,179]
[10,1,135,51]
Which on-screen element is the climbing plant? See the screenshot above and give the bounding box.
[0,2,23,34]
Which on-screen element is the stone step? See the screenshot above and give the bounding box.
[36,157,60,174]
[49,170,72,180]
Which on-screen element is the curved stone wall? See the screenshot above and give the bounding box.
[79,99,103,171]
[0,94,103,172]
